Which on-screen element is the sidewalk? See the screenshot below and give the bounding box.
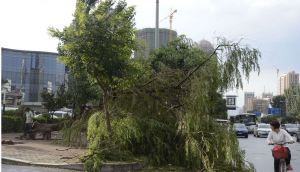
[1,132,86,171]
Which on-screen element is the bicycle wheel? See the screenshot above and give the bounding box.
[280,160,286,172]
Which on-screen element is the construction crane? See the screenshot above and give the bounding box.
[273,65,279,78]
[159,8,177,42]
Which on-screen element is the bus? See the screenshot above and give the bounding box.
[229,116,235,123]
[234,113,257,133]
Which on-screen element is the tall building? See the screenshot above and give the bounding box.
[134,28,177,58]
[243,92,254,113]
[252,98,270,115]
[1,47,69,112]
[277,71,299,95]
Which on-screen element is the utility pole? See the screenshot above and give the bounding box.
[155,0,159,49]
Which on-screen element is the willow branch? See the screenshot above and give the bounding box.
[146,90,179,121]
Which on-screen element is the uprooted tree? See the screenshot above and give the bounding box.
[49,0,261,171]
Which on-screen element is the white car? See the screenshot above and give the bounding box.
[254,124,271,137]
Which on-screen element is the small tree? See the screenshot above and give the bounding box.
[48,0,140,144]
[270,95,286,115]
[40,91,59,122]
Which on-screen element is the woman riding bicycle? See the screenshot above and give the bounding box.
[267,120,294,171]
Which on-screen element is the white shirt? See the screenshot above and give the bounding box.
[266,129,293,147]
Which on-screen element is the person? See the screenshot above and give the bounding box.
[267,120,294,171]
[24,107,33,138]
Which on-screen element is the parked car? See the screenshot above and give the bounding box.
[280,124,298,136]
[295,127,300,142]
[254,124,271,137]
[233,123,248,138]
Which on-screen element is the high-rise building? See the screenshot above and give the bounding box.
[252,98,270,114]
[243,92,254,112]
[277,71,299,95]
[134,28,177,58]
[1,47,69,112]
[262,92,273,99]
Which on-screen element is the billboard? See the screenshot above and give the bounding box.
[268,108,281,115]
[253,112,261,117]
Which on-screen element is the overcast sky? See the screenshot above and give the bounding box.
[1,0,299,115]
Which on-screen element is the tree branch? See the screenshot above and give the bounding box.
[174,45,220,88]
[146,90,179,121]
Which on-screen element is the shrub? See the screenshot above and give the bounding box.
[33,117,47,124]
[53,118,68,124]
[2,116,24,133]
[4,110,16,116]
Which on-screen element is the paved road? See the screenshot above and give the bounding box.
[2,164,78,172]
[238,134,300,172]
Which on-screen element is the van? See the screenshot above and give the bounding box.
[50,111,68,118]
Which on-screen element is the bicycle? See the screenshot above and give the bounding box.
[270,142,292,172]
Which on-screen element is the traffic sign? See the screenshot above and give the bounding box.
[253,112,261,117]
[268,108,281,115]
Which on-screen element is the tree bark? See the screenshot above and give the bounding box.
[103,88,112,146]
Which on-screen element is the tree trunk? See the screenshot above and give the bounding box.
[103,89,112,146]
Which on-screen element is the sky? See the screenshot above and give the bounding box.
[1,0,300,115]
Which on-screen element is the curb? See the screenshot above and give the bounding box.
[2,157,84,171]
[2,157,142,172]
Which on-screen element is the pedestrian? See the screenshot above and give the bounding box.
[24,107,33,138]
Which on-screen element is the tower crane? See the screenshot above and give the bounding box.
[159,8,177,42]
[273,65,279,78]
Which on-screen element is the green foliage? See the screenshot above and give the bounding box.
[14,105,27,118]
[40,91,59,121]
[50,1,261,170]
[4,110,16,116]
[48,0,139,87]
[270,95,286,115]
[284,83,300,117]
[212,93,228,119]
[42,112,51,120]
[80,34,260,171]
[53,118,68,124]
[62,74,101,120]
[33,117,48,124]
[1,78,8,91]
[85,111,255,171]
[261,115,279,124]
[2,116,24,133]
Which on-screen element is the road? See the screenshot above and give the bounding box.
[238,134,300,172]
[1,164,79,172]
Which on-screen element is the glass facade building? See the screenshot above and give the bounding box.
[1,47,68,110]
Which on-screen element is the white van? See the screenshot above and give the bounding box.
[50,111,68,118]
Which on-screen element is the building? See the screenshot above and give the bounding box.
[1,47,69,112]
[252,98,270,115]
[134,28,177,58]
[195,39,215,53]
[243,92,255,113]
[277,71,299,95]
[246,97,253,112]
[262,92,273,99]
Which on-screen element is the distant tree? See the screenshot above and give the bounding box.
[1,78,8,91]
[284,83,300,116]
[61,74,101,120]
[212,93,228,119]
[270,95,286,115]
[40,91,59,122]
